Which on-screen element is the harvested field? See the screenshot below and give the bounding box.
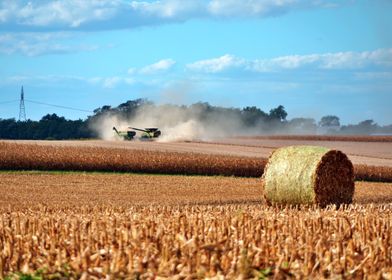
[0,172,392,279]
[1,142,392,182]
[3,137,392,167]
[209,138,392,166]
[2,205,392,279]
[0,172,262,210]
[239,134,392,142]
[0,172,391,209]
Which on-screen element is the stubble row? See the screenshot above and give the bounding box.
[1,205,392,279]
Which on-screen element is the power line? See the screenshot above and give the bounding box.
[25,99,94,113]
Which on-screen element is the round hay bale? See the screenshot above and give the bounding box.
[262,145,354,207]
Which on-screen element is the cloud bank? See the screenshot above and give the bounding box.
[0,0,343,32]
[0,32,97,56]
[186,49,392,73]
[2,49,391,87]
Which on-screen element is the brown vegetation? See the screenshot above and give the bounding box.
[5,138,392,167]
[0,204,391,278]
[1,142,392,182]
[1,172,392,278]
[354,164,392,182]
[0,172,391,209]
[0,172,263,210]
[0,142,263,177]
[240,134,392,142]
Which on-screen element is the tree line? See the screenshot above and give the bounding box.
[0,99,391,140]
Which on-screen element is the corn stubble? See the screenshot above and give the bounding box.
[0,205,391,279]
[1,141,392,278]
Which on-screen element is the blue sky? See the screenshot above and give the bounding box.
[0,0,391,125]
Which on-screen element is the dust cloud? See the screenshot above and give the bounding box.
[90,102,254,142]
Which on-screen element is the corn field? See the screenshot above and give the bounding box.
[1,142,392,182]
[0,142,264,177]
[0,205,391,279]
[1,172,392,278]
[354,164,392,182]
[1,140,392,278]
[241,135,392,143]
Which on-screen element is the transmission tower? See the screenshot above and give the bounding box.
[19,86,26,121]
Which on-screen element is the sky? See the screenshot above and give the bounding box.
[0,0,391,125]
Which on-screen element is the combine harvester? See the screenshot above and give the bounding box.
[113,126,161,140]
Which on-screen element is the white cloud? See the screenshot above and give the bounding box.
[318,49,392,69]
[354,71,392,80]
[251,54,320,71]
[102,77,121,88]
[2,74,135,89]
[208,0,299,17]
[0,0,118,29]
[97,76,135,89]
[139,59,176,74]
[0,0,343,31]
[131,0,204,19]
[0,32,97,56]
[127,68,136,75]
[186,55,245,73]
[188,49,392,73]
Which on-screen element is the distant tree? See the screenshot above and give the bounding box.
[41,113,66,122]
[189,102,212,120]
[288,118,317,133]
[319,115,340,127]
[357,120,378,133]
[340,119,379,135]
[2,98,391,139]
[269,105,287,121]
[118,99,146,111]
[379,124,392,134]
[242,106,268,126]
[93,105,112,115]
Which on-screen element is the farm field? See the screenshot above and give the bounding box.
[1,137,392,278]
[0,172,392,209]
[1,141,392,182]
[0,172,392,279]
[4,135,392,167]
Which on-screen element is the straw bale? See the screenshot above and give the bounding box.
[262,146,354,206]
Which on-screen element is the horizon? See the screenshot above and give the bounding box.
[0,1,391,125]
[2,90,392,127]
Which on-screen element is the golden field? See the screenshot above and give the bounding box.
[0,172,391,209]
[1,142,392,182]
[0,172,392,279]
[1,137,392,279]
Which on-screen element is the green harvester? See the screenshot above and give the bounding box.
[113,126,161,140]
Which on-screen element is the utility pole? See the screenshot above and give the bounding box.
[19,86,26,121]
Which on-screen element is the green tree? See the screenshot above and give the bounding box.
[269,105,287,121]
[319,115,340,127]
[242,106,268,126]
[288,118,317,133]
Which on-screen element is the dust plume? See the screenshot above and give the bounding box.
[90,102,252,142]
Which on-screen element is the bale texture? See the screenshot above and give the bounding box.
[262,146,354,206]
